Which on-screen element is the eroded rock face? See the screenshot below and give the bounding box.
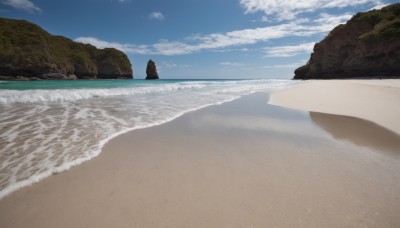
[96,48,134,79]
[0,18,133,80]
[294,3,400,80]
[146,59,159,80]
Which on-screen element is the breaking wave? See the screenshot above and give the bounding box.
[0,79,296,199]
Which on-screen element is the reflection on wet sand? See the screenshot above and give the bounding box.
[310,112,400,156]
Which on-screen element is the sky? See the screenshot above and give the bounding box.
[0,0,397,79]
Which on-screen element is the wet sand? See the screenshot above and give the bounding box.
[1,93,400,227]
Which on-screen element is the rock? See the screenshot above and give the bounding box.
[0,18,133,80]
[40,73,69,80]
[0,76,16,80]
[67,74,78,80]
[97,48,134,79]
[294,3,400,80]
[146,59,159,80]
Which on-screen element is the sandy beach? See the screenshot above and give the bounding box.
[1,91,400,227]
[270,79,400,135]
[2,0,400,227]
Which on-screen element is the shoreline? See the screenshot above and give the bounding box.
[0,93,243,200]
[270,79,400,135]
[0,79,293,201]
[1,92,400,227]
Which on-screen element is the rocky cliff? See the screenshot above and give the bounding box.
[145,59,159,80]
[294,3,400,80]
[0,18,133,80]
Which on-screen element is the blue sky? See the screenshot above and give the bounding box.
[1,0,397,79]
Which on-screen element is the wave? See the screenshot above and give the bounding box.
[0,94,240,199]
[0,79,296,199]
[0,79,295,104]
[0,83,207,104]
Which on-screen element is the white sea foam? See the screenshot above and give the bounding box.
[0,79,296,199]
[0,83,207,104]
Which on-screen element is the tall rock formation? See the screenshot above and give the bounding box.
[146,59,159,80]
[294,3,400,80]
[0,18,133,80]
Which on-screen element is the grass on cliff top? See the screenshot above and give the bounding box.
[0,18,52,65]
[352,3,400,23]
[352,3,400,42]
[0,18,131,72]
[324,3,400,43]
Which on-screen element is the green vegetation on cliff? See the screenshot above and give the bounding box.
[0,18,133,79]
[353,4,400,42]
[294,3,400,79]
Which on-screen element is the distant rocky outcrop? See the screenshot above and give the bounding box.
[146,59,159,80]
[294,3,400,80]
[0,18,133,80]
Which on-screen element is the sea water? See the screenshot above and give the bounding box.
[0,79,295,198]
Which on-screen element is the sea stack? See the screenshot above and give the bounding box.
[293,3,400,80]
[146,59,159,80]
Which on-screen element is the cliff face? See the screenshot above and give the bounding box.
[294,3,400,79]
[0,18,133,80]
[145,59,159,80]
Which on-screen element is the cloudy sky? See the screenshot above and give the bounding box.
[1,0,396,79]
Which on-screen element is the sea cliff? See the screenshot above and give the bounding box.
[0,18,133,80]
[294,3,400,79]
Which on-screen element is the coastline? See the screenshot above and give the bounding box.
[1,2,400,227]
[270,79,400,135]
[1,93,400,227]
[0,79,291,200]
[0,90,241,200]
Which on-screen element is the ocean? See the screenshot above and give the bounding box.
[0,79,295,198]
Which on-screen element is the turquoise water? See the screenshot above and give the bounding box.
[0,79,245,90]
[0,79,177,90]
[0,79,295,199]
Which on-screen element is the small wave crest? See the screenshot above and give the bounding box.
[0,83,206,104]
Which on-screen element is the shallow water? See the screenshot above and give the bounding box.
[309,112,400,157]
[0,79,295,198]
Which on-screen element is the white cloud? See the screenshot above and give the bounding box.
[220,62,246,66]
[1,0,41,13]
[370,2,389,10]
[163,62,177,68]
[239,0,385,21]
[75,12,350,56]
[264,42,315,57]
[149,11,165,20]
[261,16,269,22]
[212,47,250,53]
[74,37,152,55]
[162,61,190,68]
[263,61,308,68]
[314,12,353,25]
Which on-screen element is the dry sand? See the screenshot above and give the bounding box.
[1,93,400,227]
[270,79,400,135]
